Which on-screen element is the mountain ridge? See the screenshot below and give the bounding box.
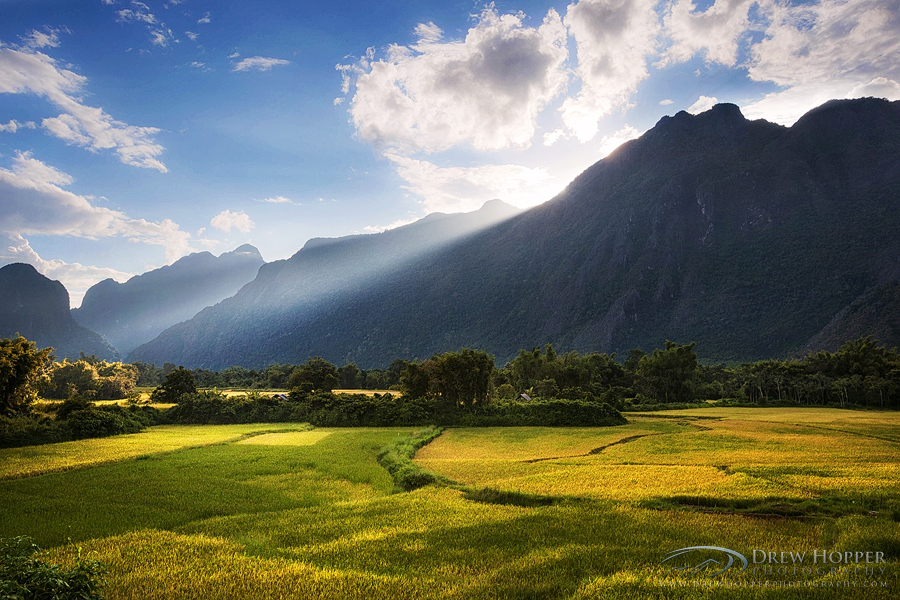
[0,263,119,361]
[130,98,900,369]
[72,244,265,354]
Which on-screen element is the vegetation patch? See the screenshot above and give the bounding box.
[376,426,454,492]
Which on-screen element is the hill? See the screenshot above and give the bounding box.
[72,245,264,354]
[0,263,119,360]
[131,98,900,369]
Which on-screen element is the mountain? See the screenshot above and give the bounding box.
[129,200,520,367]
[0,263,119,361]
[131,98,900,369]
[72,245,264,354]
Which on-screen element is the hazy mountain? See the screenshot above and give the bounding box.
[0,263,119,361]
[131,98,900,369]
[72,245,264,354]
[129,200,520,367]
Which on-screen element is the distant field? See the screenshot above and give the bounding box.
[1,408,897,599]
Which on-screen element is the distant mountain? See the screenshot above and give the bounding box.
[131,98,900,369]
[129,200,520,367]
[72,245,264,354]
[0,263,119,361]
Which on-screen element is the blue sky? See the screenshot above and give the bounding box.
[1,0,898,306]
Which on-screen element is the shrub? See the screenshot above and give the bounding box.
[0,536,107,600]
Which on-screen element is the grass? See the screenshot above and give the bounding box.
[1,408,898,598]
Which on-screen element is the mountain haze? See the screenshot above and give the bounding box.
[0,263,119,361]
[72,245,264,354]
[131,98,900,369]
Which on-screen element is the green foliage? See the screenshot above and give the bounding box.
[0,415,66,449]
[150,367,196,403]
[286,357,339,393]
[0,337,53,417]
[0,536,107,600]
[453,399,627,427]
[285,392,431,427]
[636,341,699,403]
[404,349,494,409]
[376,427,449,491]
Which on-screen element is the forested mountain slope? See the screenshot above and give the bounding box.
[0,263,119,360]
[131,98,900,369]
[72,245,264,354]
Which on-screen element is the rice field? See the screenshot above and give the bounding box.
[1,408,898,599]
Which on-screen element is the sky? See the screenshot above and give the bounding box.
[1,0,899,307]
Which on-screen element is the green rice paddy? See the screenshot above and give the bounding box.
[1,409,898,598]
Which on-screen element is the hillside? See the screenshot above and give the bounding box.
[0,263,119,361]
[131,98,900,369]
[72,245,265,354]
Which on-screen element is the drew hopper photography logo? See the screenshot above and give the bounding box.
[662,546,749,578]
[660,545,890,588]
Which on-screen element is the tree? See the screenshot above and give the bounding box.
[428,348,495,408]
[0,336,53,416]
[287,357,339,394]
[45,360,100,399]
[636,341,698,403]
[150,366,196,403]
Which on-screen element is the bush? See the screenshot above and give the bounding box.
[0,536,107,600]
[376,427,449,491]
[452,399,627,427]
[0,415,66,448]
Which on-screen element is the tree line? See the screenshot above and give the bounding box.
[3,334,900,448]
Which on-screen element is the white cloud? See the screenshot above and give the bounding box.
[361,217,420,234]
[743,0,900,124]
[687,95,719,114]
[343,6,569,153]
[232,56,290,72]
[210,210,254,233]
[846,77,900,101]
[559,0,662,142]
[659,99,674,106]
[386,154,558,213]
[198,12,211,24]
[0,152,192,263]
[0,232,133,308]
[185,31,198,41]
[0,120,36,133]
[258,196,294,204]
[659,0,755,68]
[0,43,167,171]
[597,125,642,157]
[20,28,62,50]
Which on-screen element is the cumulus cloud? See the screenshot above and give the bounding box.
[743,0,900,124]
[232,56,290,72]
[210,210,254,233]
[0,120,36,133]
[659,0,755,68]
[0,43,167,171]
[560,0,661,142]
[386,154,558,213]
[597,125,642,157]
[0,152,191,263]
[198,12,211,24]
[688,95,719,114]
[342,6,569,153]
[846,77,900,100]
[0,232,133,308]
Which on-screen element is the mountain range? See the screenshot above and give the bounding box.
[128,98,900,369]
[0,263,119,361]
[72,245,265,354]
